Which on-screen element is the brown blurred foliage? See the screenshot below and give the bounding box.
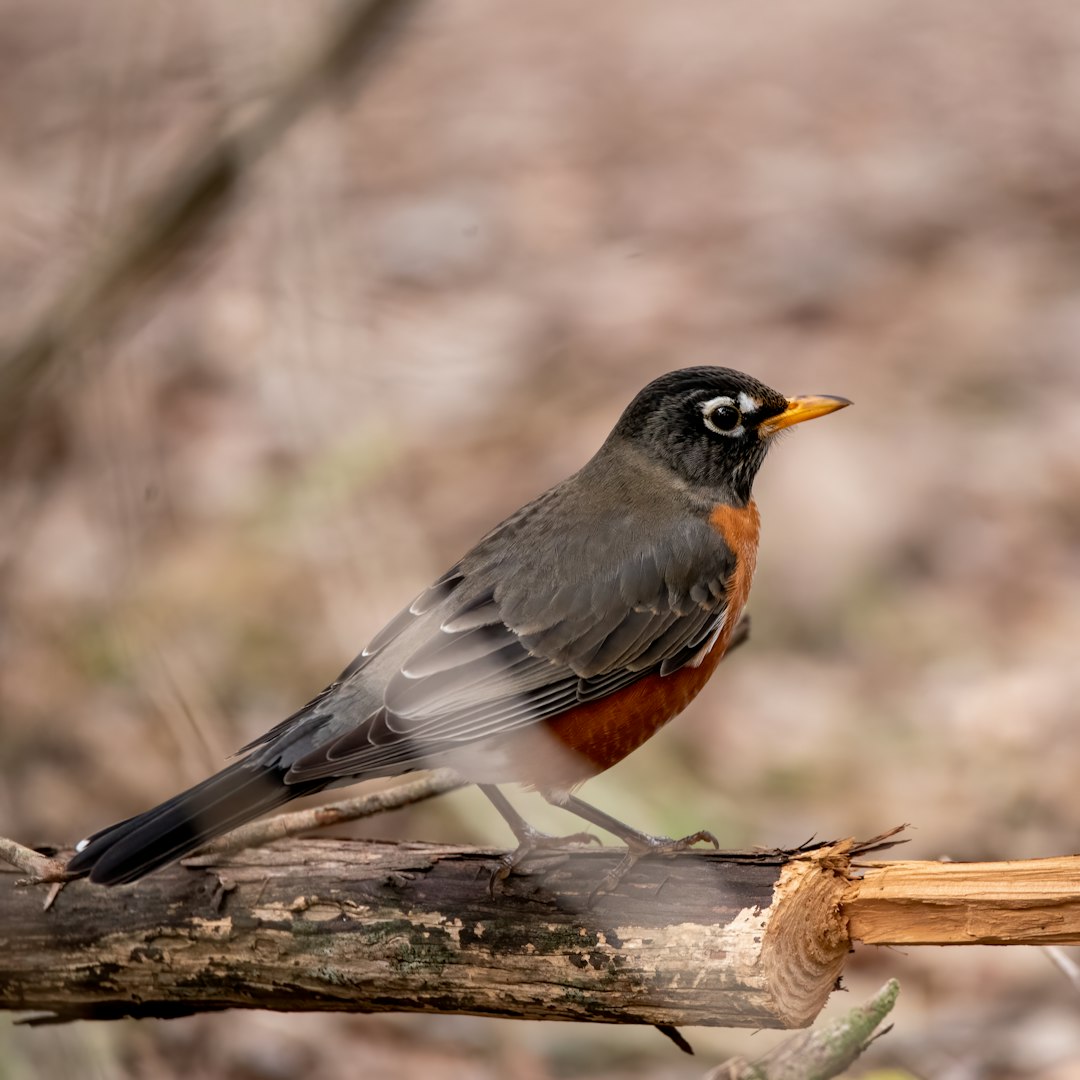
[4,1,1080,1077]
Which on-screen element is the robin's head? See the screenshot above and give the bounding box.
[612,367,850,505]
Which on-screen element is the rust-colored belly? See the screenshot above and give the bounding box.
[517,499,761,789]
[537,641,730,783]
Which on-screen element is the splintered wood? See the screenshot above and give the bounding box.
[845,855,1080,945]
[4,837,1080,1029]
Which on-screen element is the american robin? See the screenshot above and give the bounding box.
[68,367,849,890]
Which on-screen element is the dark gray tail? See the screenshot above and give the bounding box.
[67,762,324,885]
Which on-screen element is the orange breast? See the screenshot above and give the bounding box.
[708,499,760,643]
[518,500,761,790]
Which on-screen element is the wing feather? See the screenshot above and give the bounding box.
[280,489,739,783]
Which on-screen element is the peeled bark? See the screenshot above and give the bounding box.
[2,838,850,1028]
[6,838,1080,1029]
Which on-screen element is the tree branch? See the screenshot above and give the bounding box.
[186,769,464,861]
[0,837,66,883]
[708,979,900,1080]
[6,833,1080,1032]
[0,0,425,458]
[3,838,857,1028]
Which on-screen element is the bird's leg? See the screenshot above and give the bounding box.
[541,790,718,901]
[480,785,600,895]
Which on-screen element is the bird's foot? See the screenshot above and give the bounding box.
[589,829,719,905]
[489,826,601,897]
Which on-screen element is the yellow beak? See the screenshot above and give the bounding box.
[760,394,851,435]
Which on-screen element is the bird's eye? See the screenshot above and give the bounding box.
[703,403,743,435]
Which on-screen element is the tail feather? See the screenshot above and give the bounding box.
[67,762,323,885]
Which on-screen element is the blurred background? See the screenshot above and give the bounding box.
[4,1,1080,1076]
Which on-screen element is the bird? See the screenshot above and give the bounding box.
[67,367,849,891]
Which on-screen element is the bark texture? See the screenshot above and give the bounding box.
[7,840,1080,1030]
[2,839,849,1028]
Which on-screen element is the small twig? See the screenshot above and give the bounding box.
[183,769,464,862]
[706,979,900,1080]
[0,837,68,884]
[1044,945,1080,994]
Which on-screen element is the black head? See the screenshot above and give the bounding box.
[611,367,850,505]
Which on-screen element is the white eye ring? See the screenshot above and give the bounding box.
[701,395,745,437]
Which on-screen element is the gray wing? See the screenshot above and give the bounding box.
[264,500,737,783]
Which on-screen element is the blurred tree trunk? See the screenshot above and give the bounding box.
[0,0,424,463]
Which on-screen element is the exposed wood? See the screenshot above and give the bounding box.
[845,855,1080,945]
[6,838,1080,1031]
[1,839,851,1029]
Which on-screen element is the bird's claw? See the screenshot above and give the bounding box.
[488,830,602,897]
[588,830,719,906]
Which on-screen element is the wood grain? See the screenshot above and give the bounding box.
[8,839,1080,1029]
[845,855,1080,945]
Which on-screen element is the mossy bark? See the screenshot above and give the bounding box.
[2,838,849,1027]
